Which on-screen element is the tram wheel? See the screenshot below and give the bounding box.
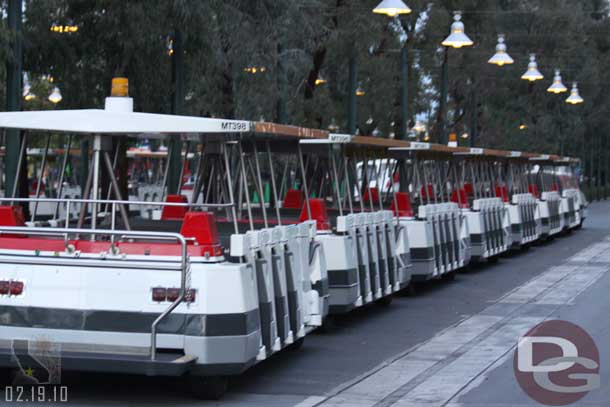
[288,336,305,351]
[487,256,499,264]
[319,316,336,333]
[187,375,229,400]
[442,271,456,280]
[376,295,393,307]
[405,283,417,297]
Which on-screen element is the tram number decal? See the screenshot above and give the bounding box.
[470,148,484,155]
[510,151,522,157]
[329,134,352,143]
[221,121,249,132]
[409,142,431,150]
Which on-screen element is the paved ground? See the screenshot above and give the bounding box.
[3,201,610,406]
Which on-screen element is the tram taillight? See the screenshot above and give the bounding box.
[0,280,23,296]
[151,287,197,303]
[151,287,167,302]
[9,281,23,296]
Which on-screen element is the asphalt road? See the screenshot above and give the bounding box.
[2,201,610,406]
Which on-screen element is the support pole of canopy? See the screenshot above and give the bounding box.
[266,141,282,225]
[31,134,52,222]
[238,143,255,231]
[102,151,131,231]
[222,143,239,235]
[10,132,27,203]
[297,144,312,220]
[54,134,73,219]
[252,142,268,228]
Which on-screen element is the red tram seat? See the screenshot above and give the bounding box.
[299,199,331,230]
[451,189,470,208]
[363,187,380,204]
[0,205,26,238]
[391,192,414,217]
[180,212,223,257]
[551,183,559,192]
[528,184,540,199]
[283,189,304,209]
[420,184,434,200]
[161,195,188,220]
[463,183,474,196]
[495,185,509,203]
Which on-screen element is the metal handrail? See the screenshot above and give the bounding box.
[0,226,189,361]
[0,196,233,209]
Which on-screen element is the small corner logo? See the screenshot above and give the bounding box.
[513,320,600,406]
[11,338,61,385]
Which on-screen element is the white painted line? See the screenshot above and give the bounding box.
[391,317,542,407]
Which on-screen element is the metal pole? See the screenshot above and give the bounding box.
[252,142,268,228]
[276,43,287,124]
[168,28,185,195]
[54,134,73,219]
[222,144,240,235]
[266,142,282,225]
[400,45,409,140]
[80,138,90,192]
[103,151,131,231]
[4,0,23,199]
[470,85,477,147]
[238,143,255,231]
[10,133,27,202]
[31,134,52,222]
[439,47,449,145]
[297,144,312,219]
[348,48,357,135]
[330,146,344,217]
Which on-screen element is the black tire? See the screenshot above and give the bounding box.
[406,283,417,297]
[442,271,456,280]
[487,256,499,264]
[187,375,229,400]
[318,316,335,333]
[288,336,305,351]
[376,295,393,307]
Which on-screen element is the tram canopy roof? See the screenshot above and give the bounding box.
[0,101,252,136]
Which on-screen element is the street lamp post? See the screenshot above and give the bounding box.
[5,0,23,199]
[373,0,412,140]
[439,11,474,145]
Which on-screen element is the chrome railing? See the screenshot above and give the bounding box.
[0,225,189,361]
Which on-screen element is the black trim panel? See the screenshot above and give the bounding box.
[0,306,260,337]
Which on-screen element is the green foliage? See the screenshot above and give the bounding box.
[0,0,608,159]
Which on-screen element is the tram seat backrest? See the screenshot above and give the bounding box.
[391,192,414,217]
[495,185,510,203]
[420,184,434,200]
[528,184,540,199]
[180,211,223,257]
[450,189,469,208]
[463,183,474,196]
[161,195,188,220]
[283,189,304,209]
[0,205,26,238]
[299,199,330,231]
[363,187,380,204]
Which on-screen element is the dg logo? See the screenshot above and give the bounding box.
[514,320,600,406]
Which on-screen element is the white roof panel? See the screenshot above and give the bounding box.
[0,109,252,135]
